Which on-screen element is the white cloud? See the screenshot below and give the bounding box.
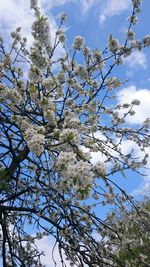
[40,0,75,10]
[123,50,147,70]
[131,147,150,197]
[117,85,150,124]
[0,0,66,66]
[0,0,61,44]
[117,85,150,195]
[132,176,150,196]
[99,0,131,25]
[0,0,34,44]
[81,0,100,14]
[36,236,70,267]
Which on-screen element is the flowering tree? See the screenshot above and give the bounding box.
[106,198,150,266]
[0,0,150,266]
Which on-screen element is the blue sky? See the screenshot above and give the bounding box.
[0,0,150,265]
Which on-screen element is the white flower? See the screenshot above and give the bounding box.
[28,134,45,156]
[44,110,56,126]
[31,16,50,47]
[73,36,85,50]
[60,128,80,145]
[132,0,141,8]
[29,65,41,82]
[56,151,77,169]
[59,34,66,43]
[130,40,142,50]
[23,125,45,156]
[40,96,55,112]
[131,99,140,105]
[30,47,48,69]
[83,47,91,57]
[18,117,30,131]
[93,161,106,178]
[24,127,37,142]
[105,193,115,204]
[65,160,94,189]
[3,54,12,66]
[30,0,38,9]
[93,49,103,61]
[108,37,120,53]
[75,65,88,80]
[127,30,135,41]
[142,118,150,129]
[64,114,80,129]
[143,34,150,47]
[57,72,65,82]
[24,125,45,141]
[11,31,21,41]
[2,88,22,105]
[106,77,121,89]
[60,13,67,21]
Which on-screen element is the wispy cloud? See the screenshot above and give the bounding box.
[0,0,59,44]
[80,0,100,14]
[99,0,131,25]
[123,50,148,70]
[40,0,75,10]
[0,0,34,44]
[36,236,70,267]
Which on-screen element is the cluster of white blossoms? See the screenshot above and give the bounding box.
[66,160,94,189]
[1,87,22,105]
[63,112,81,129]
[59,128,80,145]
[12,116,30,131]
[93,161,106,178]
[28,66,41,83]
[32,16,50,47]
[55,151,77,169]
[75,65,88,80]
[108,36,120,53]
[11,27,22,43]
[73,35,85,50]
[131,99,140,105]
[106,77,121,89]
[11,115,46,156]
[27,134,45,156]
[30,46,48,69]
[56,151,94,190]
[143,34,150,47]
[24,125,45,156]
[30,0,38,9]
[132,0,141,7]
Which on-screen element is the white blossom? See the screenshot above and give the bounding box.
[28,134,45,156]
[108,36,120,53]
[59,128,80,145]
[106,77,121,89]
[75,64,88,80]
[131,99,140,105]
[143,34,150,47]
[73,36,85,50]
[58,33,66,43]
[93,161,106,178]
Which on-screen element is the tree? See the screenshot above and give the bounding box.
[106,199,150,266]
[0,0,150,266]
